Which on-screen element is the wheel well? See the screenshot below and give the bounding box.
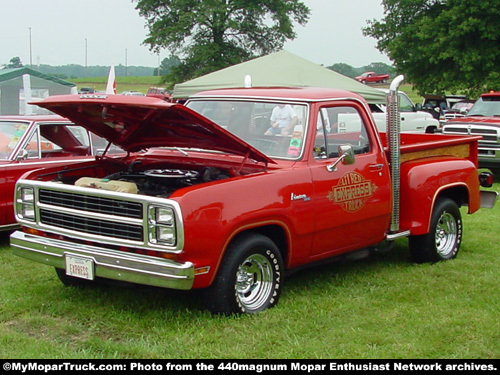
[437,185,469,207]
[232,225,288,264]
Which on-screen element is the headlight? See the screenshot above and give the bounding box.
[16,186,36,221]
[156,207,175,226]
[21,187,34,202]
[156,226,176,244]
[148,205,176,246]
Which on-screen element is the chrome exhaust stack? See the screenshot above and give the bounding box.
[387,75,404,233]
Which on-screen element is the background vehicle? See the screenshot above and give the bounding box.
[442,91,500,173]
[78,87,95,94]
[370,89,439,133]
[10,79,496,315]
[355,71,390,84]
[146,87,171,101]
[439,100,475,124]
[418,94,468,120]
[0,115,114,231]
[120,90,145,96]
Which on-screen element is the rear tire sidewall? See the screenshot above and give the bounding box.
[409,198,462,263]
[204,233,284,315]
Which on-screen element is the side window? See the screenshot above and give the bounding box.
[314,106,371,159]
[23,129,40,158]
[26,124,94,158]
[399,93,414,112]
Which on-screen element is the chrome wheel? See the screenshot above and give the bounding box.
[203,233,283,315]
[435,211,458,258]
[409,198,462,263]
[236,253,274,311]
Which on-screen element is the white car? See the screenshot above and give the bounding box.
[371,89,439,133]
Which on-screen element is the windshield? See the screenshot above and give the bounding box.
[0,121,30,159]
[186,99,309,160]
[467,96,500,117]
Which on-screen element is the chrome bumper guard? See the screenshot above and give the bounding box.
[10,231,194,290]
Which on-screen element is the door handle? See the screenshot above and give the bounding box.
[369,163,384,171]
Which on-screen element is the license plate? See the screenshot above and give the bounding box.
[65,254,94,280]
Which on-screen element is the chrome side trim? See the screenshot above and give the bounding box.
[386,230,411,241]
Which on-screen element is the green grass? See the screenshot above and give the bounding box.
[1,179,499,359]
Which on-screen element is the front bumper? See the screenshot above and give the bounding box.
[10,231,194,290]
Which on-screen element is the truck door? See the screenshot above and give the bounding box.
[309,102,392,258]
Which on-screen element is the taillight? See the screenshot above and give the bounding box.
[479,171,494,188]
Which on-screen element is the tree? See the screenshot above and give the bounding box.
[327,63,357,78]
[363,0,500,96]
[7,56,23,68]
[134,0,310,86]
[362,62,394,76]
[153,55,181,77]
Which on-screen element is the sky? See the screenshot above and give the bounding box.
[0,0,390,69]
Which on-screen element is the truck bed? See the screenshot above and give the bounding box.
[379,132,481,164]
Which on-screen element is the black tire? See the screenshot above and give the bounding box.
[409,198,462,263]
[203,233,284,315]
[55,267,95,287]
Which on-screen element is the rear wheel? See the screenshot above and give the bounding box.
[203,233,284,315]
[409,198,462,263]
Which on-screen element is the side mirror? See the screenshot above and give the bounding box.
[327,145,355,172]
[415,103,422,110]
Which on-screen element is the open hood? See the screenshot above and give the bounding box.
[34,94,274,164]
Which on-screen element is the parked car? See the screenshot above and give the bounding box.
[442,91,500,173]
[418,94,468,120]
[0,115,118,231]
[78,87,95,94]
[370,89,440,133]
[121,91,145,96]
[9,82,496,314]
[146,87,171,101]
[355,72,390,84]
[439,100,475,125]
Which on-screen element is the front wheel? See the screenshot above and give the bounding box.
[409,198,462,263]
[203,233,284,315]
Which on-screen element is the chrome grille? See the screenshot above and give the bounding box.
[38,189,144,242]
[443,126,499,142]
[443,127,468,134]
[39,189,143,218]
[40,209,143,241]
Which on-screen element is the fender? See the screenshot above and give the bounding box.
[398,156,479,235]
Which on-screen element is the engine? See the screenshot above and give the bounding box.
[75,166,231,198]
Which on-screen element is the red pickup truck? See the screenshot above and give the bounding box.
[355,71,390,84]
[10,77,497,315]
[442,91,500,173]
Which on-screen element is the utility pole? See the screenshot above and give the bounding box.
[29,27,33,67]
[85,38,88,78]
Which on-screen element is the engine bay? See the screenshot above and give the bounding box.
[74,166,232,198]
